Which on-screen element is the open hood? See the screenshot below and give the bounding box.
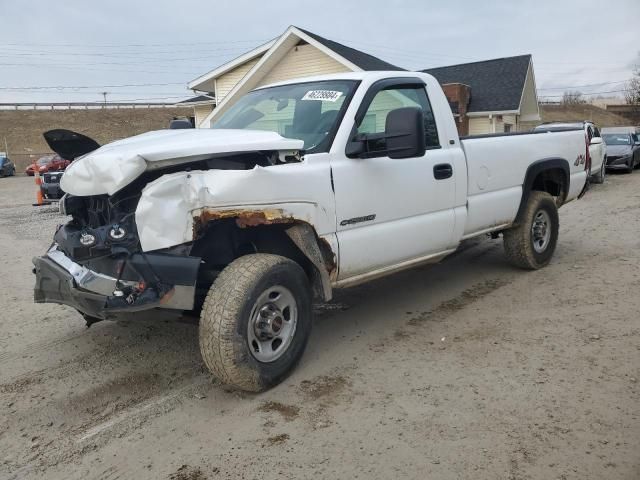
[60,129,304,196]
[43,129,101,160]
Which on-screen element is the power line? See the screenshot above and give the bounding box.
[0,82,186,90]
[537,89,627,98]
[537,80,629,90]
[0,52,254,67]
[0,45,254,60]
[0,38,272,48]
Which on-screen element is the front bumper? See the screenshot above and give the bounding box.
[606,156,632,169]
[33,245,200,319]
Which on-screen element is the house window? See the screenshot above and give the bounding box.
[504,123,512,133]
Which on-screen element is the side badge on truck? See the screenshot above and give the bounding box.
[574,154,586,166]
[340,214,376,226]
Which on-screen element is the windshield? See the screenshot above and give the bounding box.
[37,155,54,165]
[211,80,358,153]
[603,134,631,146]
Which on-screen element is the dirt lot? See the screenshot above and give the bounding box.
[0,174,638,480]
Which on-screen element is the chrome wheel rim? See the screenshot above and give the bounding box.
[247,285,298,363]
[531,209,551,253]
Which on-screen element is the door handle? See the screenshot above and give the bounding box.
[433,163,453,180]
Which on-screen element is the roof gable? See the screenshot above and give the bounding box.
[296,28,404,71]
[424,55,532,113]
[187,40,275,91]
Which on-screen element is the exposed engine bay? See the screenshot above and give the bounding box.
[33,128,322,322]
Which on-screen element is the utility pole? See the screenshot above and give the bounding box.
[3,137,8,156]
[102,91,108,108]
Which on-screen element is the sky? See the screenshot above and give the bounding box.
[0,0,638,104]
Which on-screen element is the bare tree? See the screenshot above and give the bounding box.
[625,73,640,104]
[562,90,586,105]
[625,53,640,105]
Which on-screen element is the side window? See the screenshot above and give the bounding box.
[593,126,600,137]
[356,86,440,150]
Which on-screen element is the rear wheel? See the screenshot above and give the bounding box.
[503,191,559,270]
[199,254,312,392]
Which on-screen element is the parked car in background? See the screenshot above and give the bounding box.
[533,121,606,183]
[601,130,640,173]
[25,154,71,176]
[0,153,16,177]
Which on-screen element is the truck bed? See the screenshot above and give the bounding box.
[459,129,587,237]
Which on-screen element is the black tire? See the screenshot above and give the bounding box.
[592,160,606,184]
[503,191,559,270]
[199,254,312,392]
[624,159,634,173]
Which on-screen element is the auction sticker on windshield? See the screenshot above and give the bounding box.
[301,90,343,102]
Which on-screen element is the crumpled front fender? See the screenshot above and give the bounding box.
[135,167,332,252]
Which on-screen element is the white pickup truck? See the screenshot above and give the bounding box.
[33,71,589,391]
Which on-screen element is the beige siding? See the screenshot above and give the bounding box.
[216,57,261,101]
[468,117,492,135]
[258,44,350,87]
[519,64,540,121]
[194,104,214,128]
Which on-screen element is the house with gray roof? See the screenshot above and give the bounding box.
[185,26,540,134]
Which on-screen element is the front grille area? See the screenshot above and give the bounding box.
[606,156,619,164]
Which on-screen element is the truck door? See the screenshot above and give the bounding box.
[331,80,458,281]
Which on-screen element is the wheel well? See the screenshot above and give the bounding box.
[514,159,570,224]
[191,218,332,302]
[531,167,567,200]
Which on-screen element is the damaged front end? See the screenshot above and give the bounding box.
[33,185,200,320]
[33,128,336,321]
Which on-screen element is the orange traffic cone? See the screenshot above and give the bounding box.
[33,171,45,206]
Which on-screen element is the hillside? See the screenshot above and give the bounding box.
[539,104,631,128]
[0,107,191,171]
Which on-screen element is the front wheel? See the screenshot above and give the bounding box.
[199,254,312,392]
[624,159,634,173]
[503,191,559,270]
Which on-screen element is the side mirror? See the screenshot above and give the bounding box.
[345,106,426,159]
[589,137,603,145]
[385,107,426,159]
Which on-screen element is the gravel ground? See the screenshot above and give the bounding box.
[0,174,638,480]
